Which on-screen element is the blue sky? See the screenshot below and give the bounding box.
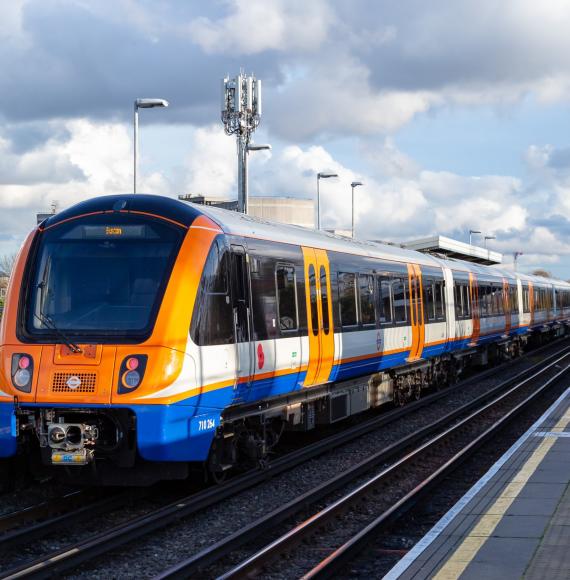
[1,1,570,278]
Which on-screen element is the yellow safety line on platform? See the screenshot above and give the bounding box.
[433,408,570,580]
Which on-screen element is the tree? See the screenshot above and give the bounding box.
[531,269,551,278]
[0,253,17,278]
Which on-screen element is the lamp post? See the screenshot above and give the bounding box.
[316,172,338,230]
[484,235,496,248]
[469,229,481,245]
[133,98,169,194]
[350,181,363,238]
[514,251,523,272]
[241,143,271,213]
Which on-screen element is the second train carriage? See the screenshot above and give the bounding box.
[0,194,569,484]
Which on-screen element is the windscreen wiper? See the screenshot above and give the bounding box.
[34,311,83,354]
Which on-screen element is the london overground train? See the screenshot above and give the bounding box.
[1,194,568,484]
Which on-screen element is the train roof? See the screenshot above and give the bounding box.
[197,203,570,288]
[41,194,570,290]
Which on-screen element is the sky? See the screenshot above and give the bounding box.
[2,0,570,277]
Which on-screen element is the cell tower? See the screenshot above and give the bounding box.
[221,72,266,214]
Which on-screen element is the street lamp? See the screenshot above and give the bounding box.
[469,229,481,245]
[240,143,272,213]
[317,172,338,230]
[484,235,496,248]
[133,98,169,194]
[513,251,524,272]
[350,181,363,238]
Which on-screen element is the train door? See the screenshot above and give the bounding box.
[302,247,334,387]
[503,278,511,335]
[529,281,535,327]
[469,273,480,344]
[230,245,254,390]
[407,264,425,361]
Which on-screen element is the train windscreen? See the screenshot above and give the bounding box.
[25,213,184,341]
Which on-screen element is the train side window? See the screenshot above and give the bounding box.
[479,285,487,317]
[435,280,445,320]
[424,280,436,321]
[378,276,393,324]
[485,285,493,316]
[339,272,358,327]
[359,274,376,326]
[454,283,463,318]
[464,285,471,317]
[190,239,234,346]
[320,265,330,334]
[308,265,319,336]
[492,285,496,316]
[393,278,407,323]
[276,265,298,332]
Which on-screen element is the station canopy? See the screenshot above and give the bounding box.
[401,235,502,266]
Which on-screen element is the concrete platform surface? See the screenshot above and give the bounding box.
[384,385,570,580]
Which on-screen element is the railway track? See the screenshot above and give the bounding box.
[155,346,570,580]
[1,340,568,579]
[0,488,144,551]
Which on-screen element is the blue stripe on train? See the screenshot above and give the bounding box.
[0,323,538,462]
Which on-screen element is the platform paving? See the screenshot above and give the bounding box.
[384,385,570,580]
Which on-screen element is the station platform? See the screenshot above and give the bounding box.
[385,386,570,580]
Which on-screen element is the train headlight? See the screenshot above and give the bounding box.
[118,355,147,394]
[11,354,34,393]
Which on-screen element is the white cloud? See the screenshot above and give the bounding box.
[0,118,170,251]
[182,125,237,198]
[189,0,332,55]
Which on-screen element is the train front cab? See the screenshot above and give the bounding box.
[0,200,230,482]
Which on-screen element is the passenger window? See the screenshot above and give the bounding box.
[276,266,298,332]
[309,265,318,336]
[393,278,407,323]
[378,276,393,324]
[320,265,330,334]
[359,274,376,326]
[424,280,436,321]
[339,272,358,326]
[191,240,234,346]
[454,283,463,318]
[463,285,470,317]
[435,281,445,319]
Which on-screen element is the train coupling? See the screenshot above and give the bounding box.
[47,422,98,466]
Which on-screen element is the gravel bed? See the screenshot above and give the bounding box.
[338,370,570,578]
[58,341,569,579]
[199,354,570,579]
[0,479,80,518]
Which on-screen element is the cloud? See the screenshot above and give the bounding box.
[0,118,170,249]
[2,0,570,140]
[182,125,236,198]
[189,0,332,55]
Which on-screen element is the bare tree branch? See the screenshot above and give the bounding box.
[0,253,17,278]
[531,269,552,278]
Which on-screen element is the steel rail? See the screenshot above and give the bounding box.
[2,341,567,580]
[156,343,570,579]
[0,490,87,533]
[0,489,143,550]
[215,350,570,580]
[303,364,570,579]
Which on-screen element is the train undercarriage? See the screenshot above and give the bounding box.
[11,326,568,486]
[207,328,567,480]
